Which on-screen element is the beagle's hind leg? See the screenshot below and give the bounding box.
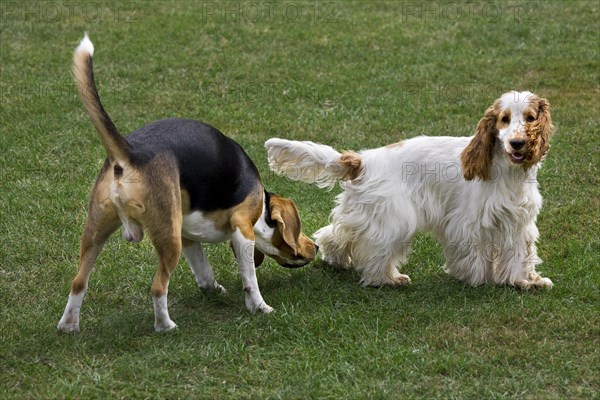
[182,238,227,293]
[142,163,184,333]
[149,226,182,333]
[58,172,121,333]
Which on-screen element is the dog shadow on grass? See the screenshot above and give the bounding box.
[57,256,546,341]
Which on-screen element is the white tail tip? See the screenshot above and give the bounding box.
[75,32,94,56]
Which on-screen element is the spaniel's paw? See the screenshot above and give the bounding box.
[391,274,412,286]
[361,273,411,288]
[515,276,553,290]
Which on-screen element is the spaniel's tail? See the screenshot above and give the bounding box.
[73,33,131,164]
[265,138,362,190]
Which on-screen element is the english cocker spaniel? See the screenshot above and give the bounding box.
[265,91,554,289]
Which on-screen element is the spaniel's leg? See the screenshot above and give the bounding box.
[504,222,552,289]
[442,243,492,286]
[318,192,412,287]
[315,225,410,287]
[355,238,412,287]
[496,232,553,289]
[314,224,352,269]
[317,223,411,287]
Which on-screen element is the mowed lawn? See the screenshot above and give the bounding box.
[1,1,598,398]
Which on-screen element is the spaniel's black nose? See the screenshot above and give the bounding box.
[509,139,525,150]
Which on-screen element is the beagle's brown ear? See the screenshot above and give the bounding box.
[269,195,301,256]
[461,101,499,181]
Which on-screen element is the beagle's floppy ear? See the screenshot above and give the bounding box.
[461,101,499,181]
[269,195,301,256]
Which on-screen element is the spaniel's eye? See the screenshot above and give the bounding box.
[526,115,536,123]
[501,116,510,123]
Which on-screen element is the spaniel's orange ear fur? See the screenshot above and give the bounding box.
[461,101,498,181]
[524,97,554,167]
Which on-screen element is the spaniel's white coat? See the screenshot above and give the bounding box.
[266,91,554,288]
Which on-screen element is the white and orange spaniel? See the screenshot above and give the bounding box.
[265,91,554,289]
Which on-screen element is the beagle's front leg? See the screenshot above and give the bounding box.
[231,228,274,314]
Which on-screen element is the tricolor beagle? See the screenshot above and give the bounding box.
[58,34,317,333]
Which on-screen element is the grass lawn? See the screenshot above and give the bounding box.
[1,1,598,398]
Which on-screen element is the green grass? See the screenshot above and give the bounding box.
[1,1,599,398]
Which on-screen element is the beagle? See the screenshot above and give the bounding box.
[58,34,317,333]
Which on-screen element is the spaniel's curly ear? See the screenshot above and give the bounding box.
[526,97,554,165]
[461,102,498,181]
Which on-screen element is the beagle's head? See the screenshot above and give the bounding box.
[253,193,318,268]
